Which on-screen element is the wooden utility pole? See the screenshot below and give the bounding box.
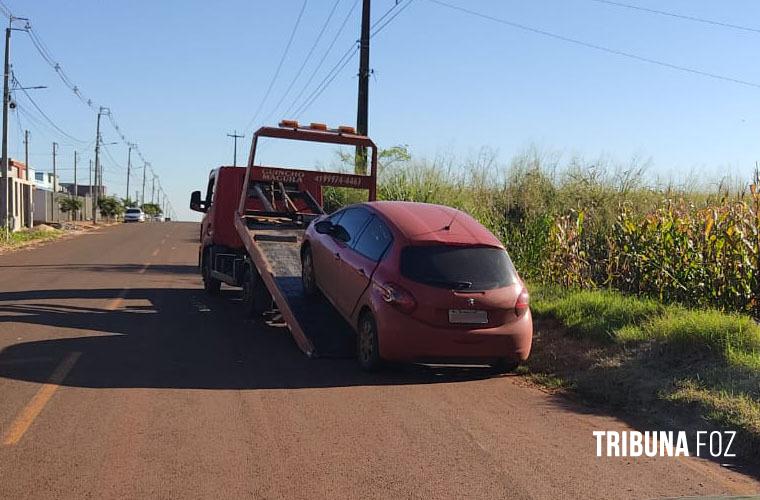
[23,130,28,180]
[227,131,244,166]
[355,0,371,175]
[126,143,132,204]
[51,142,57,222]
[2,22,11,234]
[141,162,147,207]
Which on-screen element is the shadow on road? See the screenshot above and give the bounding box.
[0,283,500,390]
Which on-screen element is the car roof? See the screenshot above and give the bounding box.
[364,201,503,248]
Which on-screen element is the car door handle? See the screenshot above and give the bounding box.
[334,252,341,261]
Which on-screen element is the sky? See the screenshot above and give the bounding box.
[4,0,760,221]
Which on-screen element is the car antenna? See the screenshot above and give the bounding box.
[442,211,459,231]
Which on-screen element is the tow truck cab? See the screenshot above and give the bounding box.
[190,166,247,292]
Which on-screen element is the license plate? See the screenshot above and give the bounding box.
[448,309,488,324]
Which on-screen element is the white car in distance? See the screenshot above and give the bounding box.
[124,208,146,223]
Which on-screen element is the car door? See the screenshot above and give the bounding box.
[335,215,393,318]
[311,209,345,293]
[321,207,372,308]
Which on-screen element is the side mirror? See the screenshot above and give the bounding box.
[190,191,205,213]
[314,220,333,234]
[331,224,351,243]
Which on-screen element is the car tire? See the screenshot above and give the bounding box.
[492,358,519,374]
[202,250,221,295]
[242,263,270,317]
[301,246,318,297]
[357,312,382,372]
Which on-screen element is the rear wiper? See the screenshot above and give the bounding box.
[423,279,473,290]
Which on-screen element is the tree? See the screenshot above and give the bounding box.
[98,196,124,220]
[59,197,83,221]
[141,203,163,217]
[122,197,138,208]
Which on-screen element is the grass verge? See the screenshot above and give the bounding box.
[0,227,64,250]
[525,284,760,463]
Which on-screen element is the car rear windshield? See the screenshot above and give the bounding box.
[400,245,518,290]
[126,209,141,214]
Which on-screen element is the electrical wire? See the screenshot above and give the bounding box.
[262,0,344,126]
[586,0,760,35]
[244,0,309,132]
[283,0,361,117]
[292,0,416,118]
[13,75,90,144]
[427,0,760,90]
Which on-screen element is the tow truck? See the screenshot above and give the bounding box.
[190,120,378,357]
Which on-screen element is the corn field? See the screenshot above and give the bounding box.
[349,148,760,317]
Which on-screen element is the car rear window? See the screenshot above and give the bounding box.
[400,245,518,290]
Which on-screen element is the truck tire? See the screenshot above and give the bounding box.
[242,263,271,317]
[357,312,382,372]
[301,247,318,297]
[202,250,221,295]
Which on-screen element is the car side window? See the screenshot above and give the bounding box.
[335,207,371,244]
[328,209,345,225]
[353,216,393,262]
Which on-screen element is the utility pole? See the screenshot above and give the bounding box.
[23,130,28,180]
[141,162,147,207]
[355,0,371,175]
[88,159,92,220]
[73,150,78,220]
[51,142,57,222]
[93,107,108,222]
[126,143,133,204]
[227,131,244,166]
[151,174,155,204]
[2,20,11,235]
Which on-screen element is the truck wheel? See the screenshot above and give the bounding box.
[202,251,221,295]
[357,312,382,372]
[301,247,318,297]
[242,264,270,317]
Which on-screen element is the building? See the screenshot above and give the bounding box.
[60,183,105,198]
[0,159,35,230]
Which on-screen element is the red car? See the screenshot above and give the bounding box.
[301,201,533,371]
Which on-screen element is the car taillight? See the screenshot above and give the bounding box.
[515,287,529,316]
[377,282,417,314]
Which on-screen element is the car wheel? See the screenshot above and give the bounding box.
[492,358,519,374]
[241,263,270,317]
[357,312,382,372]
[301,247,318,297]
[202,251,221,295]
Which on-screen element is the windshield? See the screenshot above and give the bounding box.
[126,209,142,214]
[400,245,518,290]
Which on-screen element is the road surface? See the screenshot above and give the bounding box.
[0,222,757,499]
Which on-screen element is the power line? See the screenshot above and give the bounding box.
[13,74,89,144]
[427,0,760,90]
[586,0,760,35]
[283,0,361,117]
[244,0,309,132]
[262,0,343,126]
[292,0,415,119]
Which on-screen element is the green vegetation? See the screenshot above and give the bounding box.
[527,285,760,461]
[333,146,759,317]
[141,202,162,217]
[0,226,63,249]
[98,196,124,219]
[58,197,83,220]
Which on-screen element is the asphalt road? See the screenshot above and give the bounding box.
[0,222,758,499]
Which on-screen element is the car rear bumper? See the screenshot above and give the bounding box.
[375,305,533,363]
